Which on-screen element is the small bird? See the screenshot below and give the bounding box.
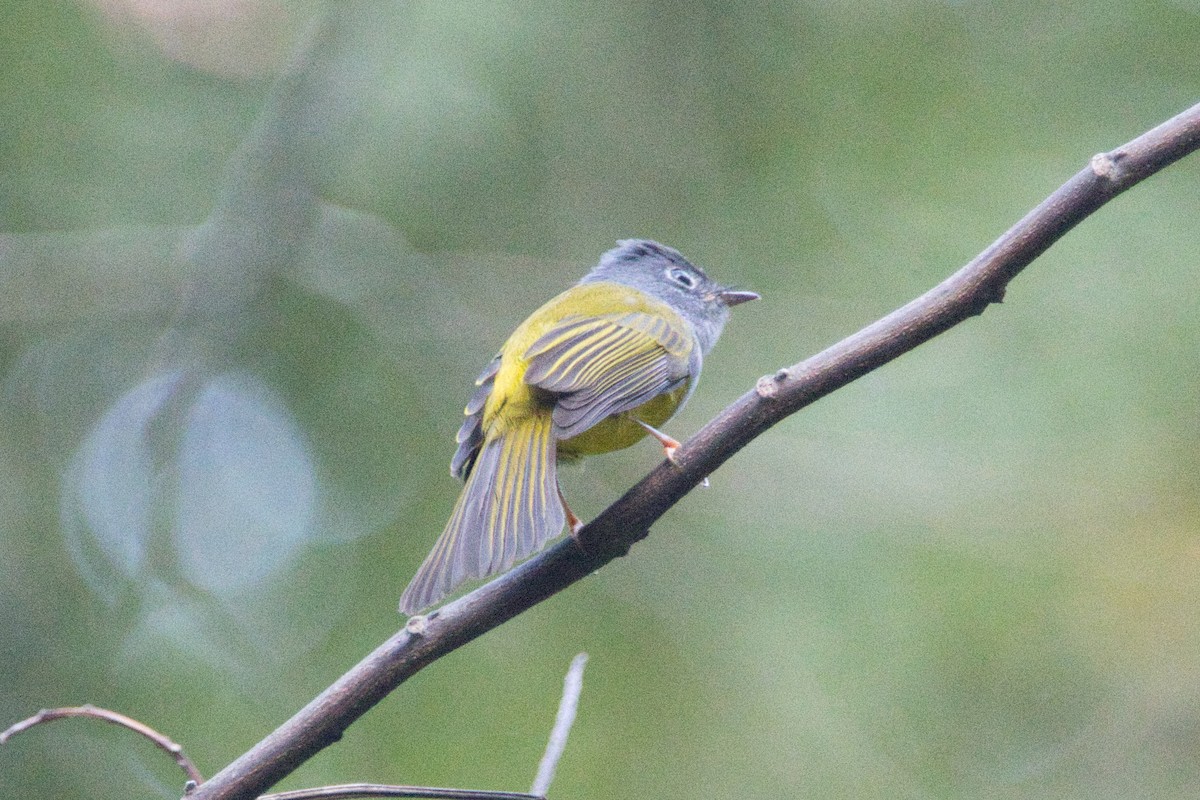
[399,240,758,613]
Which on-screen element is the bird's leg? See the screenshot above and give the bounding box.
[634,418,710,487]
[634,419,682,464]
[557,481,585,541]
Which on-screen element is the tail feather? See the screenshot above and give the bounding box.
[400,414,562,614]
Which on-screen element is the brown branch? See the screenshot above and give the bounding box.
[0,704,204,785]
[258,785,541,800]
[186,101,1200,800]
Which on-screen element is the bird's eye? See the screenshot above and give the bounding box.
[667,267,697,289]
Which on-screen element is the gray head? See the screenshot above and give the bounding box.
[580,239,758,354]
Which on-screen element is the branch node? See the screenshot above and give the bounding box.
[983,285,1006,307]
[1090,151,1122,181]
[405,615,429,635]
[755,369,790,399]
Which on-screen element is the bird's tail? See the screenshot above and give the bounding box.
[399,413,563,614]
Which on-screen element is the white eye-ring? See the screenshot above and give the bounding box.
[667,267,697,289]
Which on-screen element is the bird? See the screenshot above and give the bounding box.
[399,239,758,614]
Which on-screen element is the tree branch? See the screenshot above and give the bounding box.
[256,785,541,799]
[186,101,1200,800]
[0,704,204,786]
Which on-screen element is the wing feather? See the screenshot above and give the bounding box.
[450,354,502,480]
[523,312,696,440]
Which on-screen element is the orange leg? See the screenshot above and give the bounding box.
[634,419,682,464]
[635,418,709,487]
[558,481,585,540]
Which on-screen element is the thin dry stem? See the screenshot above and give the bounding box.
[259,785,542,799]
[531,653,589,796]
[0,704,204,785]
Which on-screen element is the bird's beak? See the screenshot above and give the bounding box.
[718,289,760,307]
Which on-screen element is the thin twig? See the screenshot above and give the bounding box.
[531,653,589,796]
[252,655,592,800]
[0,704,204,785]
[186,100,1200,800]
[259,784,541,800]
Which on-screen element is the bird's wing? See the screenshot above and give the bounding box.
[523,311,696,439]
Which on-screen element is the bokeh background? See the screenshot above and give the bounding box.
[3,1,1199,798]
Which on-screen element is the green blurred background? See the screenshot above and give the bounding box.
[2,1,1199,798]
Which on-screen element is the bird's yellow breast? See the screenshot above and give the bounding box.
[556,384,688,458]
